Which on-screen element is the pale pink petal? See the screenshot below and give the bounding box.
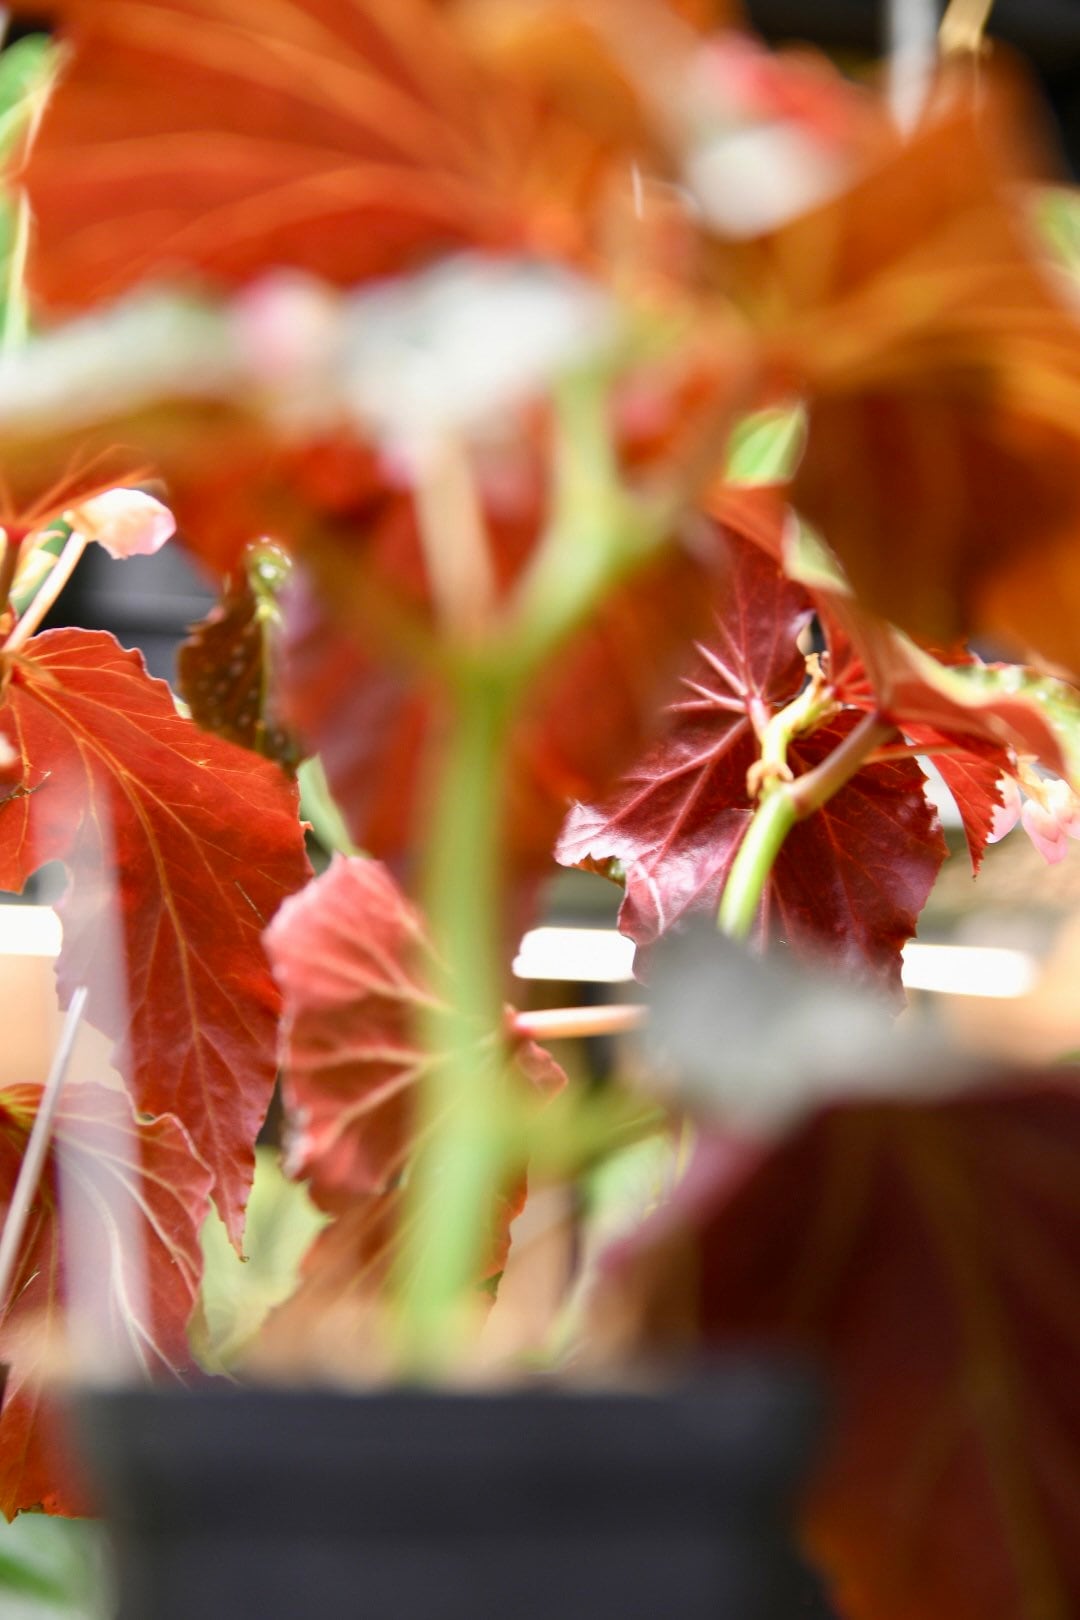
[1021,799,1070,864]
[1041,777,1080,841]
[986,775,1022,844]
[70,489,175,560]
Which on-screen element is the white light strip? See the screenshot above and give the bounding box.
[513,927,635,984]
[1,906,1038,1000]
[0,904,62,958]
[900,942,1037,1000]
[514,927,1038,1000]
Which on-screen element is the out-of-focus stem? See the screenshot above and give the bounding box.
[395,666,515,1373]
[0,988,87,1322]
[415,434,497,643]
[888,0,939,131]
[4,526,88,653]
[0,192,30,356]
[939,0,995,55]
[0,529,21,621]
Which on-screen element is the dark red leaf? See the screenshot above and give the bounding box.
[603,1078,1080,1620]
[810,561,1079,784]
[276,1165,524,1312]
[558,533,946,994]
[264,855,565,1206]
[280,502,729,895]
[784,525,1080,873]
[261,855,560,1339]
[177,542,301,771]
[0,630,311,1244]
[906,732,1006,875]
[810,610,1004,874]
[0,1081,211,1517]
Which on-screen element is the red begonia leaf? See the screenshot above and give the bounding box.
[784,520,1080,871]
[737,65,1080,672]
[603,1077,1080,1620]
[803,534,1080,781]
[0,1081,212,1518]
[0,630,311,1245]
[266,1170,526,1337]
[254,1160,530,1367]
[811,609,1005,874]
[264,855,565,1207]
[558,533,946,994]
[280,504,728,893]
[18,0,524,312]
[177,542,301,771]
[17,0,684,315]
[907,735,1006,875]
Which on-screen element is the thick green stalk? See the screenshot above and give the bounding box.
[395,665,516,1373]
[0,190,29,355]
[718,713,898,940]
[505,371,655,674]
[717,787,798,941]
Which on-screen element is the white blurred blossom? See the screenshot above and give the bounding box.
[68,489,175,560]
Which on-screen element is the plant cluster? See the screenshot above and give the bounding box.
[1,3,1080,1616]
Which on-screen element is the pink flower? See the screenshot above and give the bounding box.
[988,771,1080,865]
[68,489,175,560]
[987,773,1022,843]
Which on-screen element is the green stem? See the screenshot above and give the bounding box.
[717,788,798,941]
[718,713,898,940]
[5,519,72,623]
[0,190,30,355]
[789,714,898,817]
[4,524,86,653]
[395,664,516,1373]
[0,529,20,623]
[505,370,655,674]
[752,657,836,785]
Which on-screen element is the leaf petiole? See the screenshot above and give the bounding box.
[3,524,87,653]
[394,664,517,1373]
[718,786,798,941]
[0,988,87,1323]
[746,654,839,798]
[0,190,29,356]
[719,713,898,939]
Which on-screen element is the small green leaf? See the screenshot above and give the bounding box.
[9,522,74,620]
[1035,186,1080,280]
[0,1547,72,1604]
[725,404,806,485]
[0,1512,108,1617]
[195,1147,328,1371]
[298,755,364,858]
[0,36,55,165]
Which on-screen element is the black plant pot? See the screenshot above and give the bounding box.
[78,1363,837,1620]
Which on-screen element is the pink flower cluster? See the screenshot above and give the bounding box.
[989,772,1080,865]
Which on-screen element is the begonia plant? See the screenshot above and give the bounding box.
[0,4,1080,1617]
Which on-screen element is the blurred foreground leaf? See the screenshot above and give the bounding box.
[0,1512,108,1618]
[196,1147,329,1371]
